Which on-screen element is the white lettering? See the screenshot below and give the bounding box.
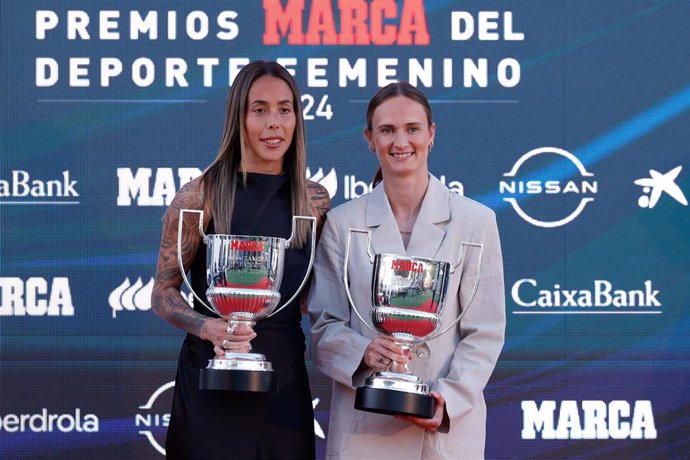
[36,11,59,39]
[0,409,98,433]
[0,278,74,316]
[522,400,657,440]
[36,58,59,87]
[452,11,524,41]
[117,168,202,206]
[513,279,662,309]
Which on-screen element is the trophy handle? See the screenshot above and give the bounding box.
[344,228,378,335]
[177,209,213,312]
[429,241,484,340]
[267,215,317,317]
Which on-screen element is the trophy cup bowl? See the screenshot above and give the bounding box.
[206,234,284,322]
[345,229,484,418]
[356,254,449,418]
[371,253,449,342]
[178,210,316,392]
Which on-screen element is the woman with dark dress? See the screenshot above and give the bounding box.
[151,60,330,460]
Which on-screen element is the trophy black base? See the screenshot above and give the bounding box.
[199,368,278,392]
[355,386,435,418]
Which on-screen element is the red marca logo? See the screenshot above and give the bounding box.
[391,260,425,273]
[262,0,430,46]
[231,240,264,251]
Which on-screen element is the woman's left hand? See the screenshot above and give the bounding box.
[210,321,256,356]
[395,391,445,432]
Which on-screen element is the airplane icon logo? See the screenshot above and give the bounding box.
[634,165,688,208]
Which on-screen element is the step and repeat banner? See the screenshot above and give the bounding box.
[2,1,689,458]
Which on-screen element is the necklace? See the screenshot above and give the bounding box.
[399,230,412,235]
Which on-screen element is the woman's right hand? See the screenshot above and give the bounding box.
[363,336,410,372]
[200,317,257,356]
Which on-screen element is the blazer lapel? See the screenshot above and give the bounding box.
[364,184,406,256]
[406,175,450,260]
[364,175,450,260]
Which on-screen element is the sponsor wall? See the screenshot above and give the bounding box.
[2,1,689,458]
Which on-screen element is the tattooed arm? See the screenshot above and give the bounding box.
[300,180,332,313]
[307,180,332,239]
[151,178,208,336]
[151,178,255,349]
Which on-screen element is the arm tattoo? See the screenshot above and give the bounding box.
[300,181,332,313]
[307,181,332,238]
[307,181,331,216]
[151,181,210,338]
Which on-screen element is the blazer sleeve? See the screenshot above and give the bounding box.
[434,210,506,432]
[307,214,372,388]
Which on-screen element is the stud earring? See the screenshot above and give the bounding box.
[368,145,375,153]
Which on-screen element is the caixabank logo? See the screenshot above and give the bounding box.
[634,165,688,209]
[500,147,597,227]
[511,279,662,314]
[0,170,79,204]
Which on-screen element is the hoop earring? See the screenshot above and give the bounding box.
[368,145,376,154]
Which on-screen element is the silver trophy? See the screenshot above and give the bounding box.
[344,229,483,418]
[177,209,316,392]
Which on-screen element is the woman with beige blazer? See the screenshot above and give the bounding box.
[308,82,506,459]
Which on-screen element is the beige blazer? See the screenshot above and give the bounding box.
[308,175,506,460]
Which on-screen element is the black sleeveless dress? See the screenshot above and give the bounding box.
[166,173,315,460]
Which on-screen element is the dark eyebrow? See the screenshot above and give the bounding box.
[376,122,423,129]
[249,99,293,105]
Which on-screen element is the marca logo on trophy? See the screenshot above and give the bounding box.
[343,229,483,418]
[177,209,316,392]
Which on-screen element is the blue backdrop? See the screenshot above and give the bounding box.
[2,1,689,458]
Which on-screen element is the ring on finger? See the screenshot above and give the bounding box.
[226,323,236,334]
[221,339,229,349]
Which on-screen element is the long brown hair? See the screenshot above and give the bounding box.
[202,60,310,245]
[366,81,433,187]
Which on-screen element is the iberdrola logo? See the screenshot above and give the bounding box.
[306,167,338,198]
